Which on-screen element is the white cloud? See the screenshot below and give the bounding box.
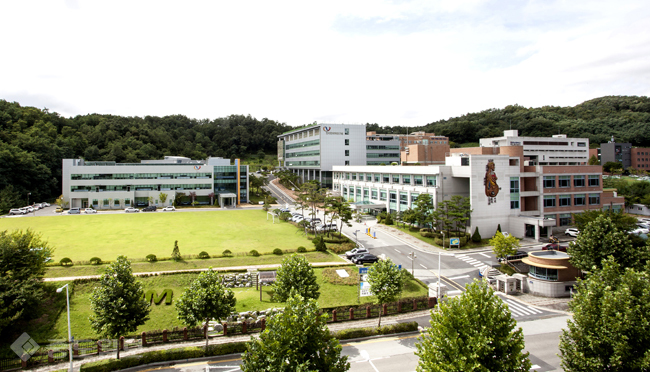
[0,0,648,127]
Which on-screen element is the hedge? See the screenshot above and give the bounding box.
[333,321,419,340]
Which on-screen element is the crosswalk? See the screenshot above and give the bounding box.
[455,254,489,271]
[499,295,545,318]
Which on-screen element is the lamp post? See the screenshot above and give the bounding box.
[408,251,417,275]
[56,284,73,372]
[27,192,31,206]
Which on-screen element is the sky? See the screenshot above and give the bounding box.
[1,0,649,128]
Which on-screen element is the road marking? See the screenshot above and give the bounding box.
[531,365,541,370]
[394,248,401,253]
[447,290,462,295]
[420,264,428,269]
[448,275,469,280]
[479,253,490,258]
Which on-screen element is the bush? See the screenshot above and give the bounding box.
[146,254,157,262]
[384,213,394,225]
[459,236,468,246]
[313,236,327,252]
[222,249,232,257]
[171,240,181,261]
[60,257,73,266]
[434,238,443,246]
[421,231,436,238]
[249,249,260,257]
[420,228,433,233]
[332,321,419,341]
[328,242,355,254]
[89,257,102,265]
[198,251,210,259]
[272,248,283,255]
[472,227,482,243]
[297,246,307,253]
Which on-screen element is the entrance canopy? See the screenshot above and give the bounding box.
[350,201,386,211]
[218,193,237,207]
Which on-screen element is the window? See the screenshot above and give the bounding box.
[559,176,570,188]
[345,150,350,156]
[363,188,369,200]
[359,173,364,181]
[574,194,586,206]
[510,178,519,194]
[374,174,380,182]
[371,189,378,199]
[559,195,571,207]
[103,199,109,206]
[544,195,556,207]
[351,173,357,181]
[559,213,572,226]
[345,139,349,145]
[345,173,350,180]
[366,173,372,182]
[426,176,437,187]
[529,266,558,281]
[402,175,411,184]
[345,161,350,166]
[588,175,600,187]
[574,175,585,187]
[392,174,400,184]
[577,142,586,147]
[543,176,555,188]
[411,193,419,203]
[400,192,408,205]
[382,174,389,183]
[389,192,397,202]
[510,200,519,209]
[461,157,469,166]
[414,175,423,186]
[344,128,349,135]
[589,193,600,205]
[380,190,387,201]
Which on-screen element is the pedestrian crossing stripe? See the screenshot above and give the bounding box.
[502,298,544,317]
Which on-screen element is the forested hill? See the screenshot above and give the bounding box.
[367,96,650,147]
[0,99,290,209]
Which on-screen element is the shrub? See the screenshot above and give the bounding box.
[171,240,181,261]
[297,246,307,253]
[332,321,419,341]
[198,251,210,259]
[384,213,394,225]
[89,257,102,265]
[272,248,283,255]
[459,236,468,246]
[222,249,232,257]
[146,254,157,262]
[249,249,260,257]
[496,224,502,235]
[434,238,443,246]
[420,228,433,233]
[472,227,482,243]
[328,241,355,254]
[421,231,436,238]
[60,257,73,266]
[313,236,327,252]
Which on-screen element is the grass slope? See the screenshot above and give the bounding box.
[0,210,312,261]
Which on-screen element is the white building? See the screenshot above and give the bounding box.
[277,124,400,187]
[62,156,249,209]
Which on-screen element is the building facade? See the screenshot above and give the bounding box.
[600,142,632,168]
[62,157,248,209]
[277,124,400,187]
[400,132,450,165]
[631,147,650,170]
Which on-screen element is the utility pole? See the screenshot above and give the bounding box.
[408,251,417,275]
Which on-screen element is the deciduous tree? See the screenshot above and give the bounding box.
[559,258,650,371]
[272,254,320,302]
[241,292,349,372]
[89,256,150,359]
[416,280,531,372]
[367,258,403,326]
[489,231,520,260]
[175,268,236,350]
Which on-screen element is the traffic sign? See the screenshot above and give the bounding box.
[360,282,372,297]
[358,267,368,275]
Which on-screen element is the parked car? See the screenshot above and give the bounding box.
[542,243,567,252]
[316,223,337,232]
[162,206,176,211]
[345,247,369,258]
[306,218,322,226]
[124,207,139,213]
[24,206,34,213]
[55,207,63,213]
[68,207,81,214]
[497,250,528,262]
[279,208,291,213]
[83,208,97,214]
[630,227,650,235]
[142,205,157,212]
[564,228,580,237]
[352,253,380,264]
[9,208,25,215]
[40,202,50,207]
[292,215,305,223]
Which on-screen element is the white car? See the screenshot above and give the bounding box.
[630,227,649,235]
[345,247,369,258]
[565,228,580,237]
[124,207,139,213]
[9,208,25,215]
[84,208,97,214]
[162,206,176,211]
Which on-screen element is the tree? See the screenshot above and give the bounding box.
[147,196,153,206]
[56,194,69,209]
[313,235,327,252]
[489,231,521,260]
[208,192,215,206]
[159,192,168,206]
[174,192,185,206]
[171,240,181,261]
[324,196,353,238]
[272,254,320,302]
[471,227,482,243]
[559,258,650,371]
[89,256,150,359]
[241,291,349,372]
[413,193,434,228]
[568,215,650,271]
[573,209,637,232]
[603,161,623,174]
[189,191,197,205]
[367,258,403,326]
[0,230,54,335]
[416,280,531,372]
[588,154,600,165]
[175,268,236,350]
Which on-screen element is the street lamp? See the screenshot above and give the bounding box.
[56,284,73,372]
[354,230,360,247]
[27,192,31,206]
[408,251,417,275]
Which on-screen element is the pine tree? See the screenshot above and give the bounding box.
[171,240,181,261]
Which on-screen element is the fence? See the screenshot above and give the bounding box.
[1,297,436,371]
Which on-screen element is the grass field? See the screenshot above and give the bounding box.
[0,210,315,262]
[19,268,428,343]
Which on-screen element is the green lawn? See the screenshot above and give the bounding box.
[0,210,314,262]
[386,224,491,249]
[38,268,428,341]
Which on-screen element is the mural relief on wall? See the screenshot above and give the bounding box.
[484,159,499,205]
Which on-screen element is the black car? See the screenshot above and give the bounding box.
[142,206,157,212]
[542,243,567,252]
[352,253,379,264]
[497,251,528,262]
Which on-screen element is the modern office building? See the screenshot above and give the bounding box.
[630,147,650,170]
[600,141,632,168]
[480,130,590,165]
[400,132,450,165]
[277,124,400,187]
[333,131,624,240]
[62,156,248,209]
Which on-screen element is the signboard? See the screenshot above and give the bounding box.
[360,282,372,297]
[450,238,460,248]
[358,267,368,275]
